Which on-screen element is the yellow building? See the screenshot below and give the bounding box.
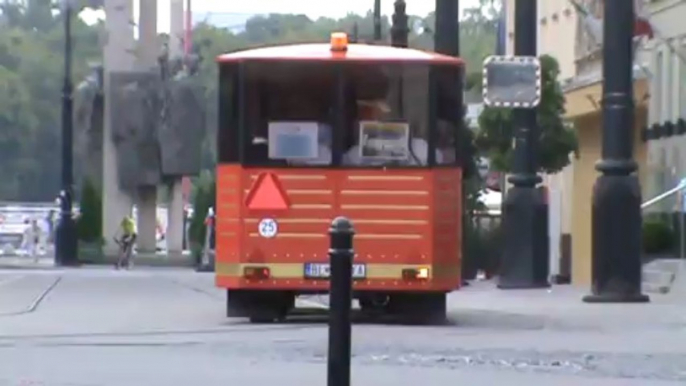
[642,1,686,214]
[502,0,666,286]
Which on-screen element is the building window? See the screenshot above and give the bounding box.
[666,49,672,120]
[574,0,603,58]
[656,50,663,122]
[681,39,686,117]
[658,148,668,211]
[672,148,681,190]
[673,53,681,121]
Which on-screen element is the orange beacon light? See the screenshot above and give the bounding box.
[330,32,349,52]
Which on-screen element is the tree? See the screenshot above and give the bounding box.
[0,6,499,202]
[188,170,215,249]
[0,1,101,201]
[77,178,102,243]
[409,3,498,75]
[475,54,578,174]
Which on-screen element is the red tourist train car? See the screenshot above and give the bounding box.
[214,33,465,323]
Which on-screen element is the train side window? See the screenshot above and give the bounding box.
[217,64,239,163]
[434,65,464,166]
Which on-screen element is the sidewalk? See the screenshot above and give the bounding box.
[440,280,686,355]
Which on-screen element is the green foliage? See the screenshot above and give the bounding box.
[188,170,216,247]
[465,72,485,93]
[642,220,674,254]
[475,55,579,174]
[77,178,102,243]
[461,127,484,208]
[462,124,491,279]
[463,215,503,279]
[0,3,499,201]
[0,0,101,201]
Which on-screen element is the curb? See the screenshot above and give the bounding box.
[0,264,59,271]
[0,261,197,270]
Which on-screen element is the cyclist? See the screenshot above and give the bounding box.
[115,214,137,269]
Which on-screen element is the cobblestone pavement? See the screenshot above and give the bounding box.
[0,268,683,385]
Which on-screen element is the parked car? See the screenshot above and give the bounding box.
[0,212,27,255]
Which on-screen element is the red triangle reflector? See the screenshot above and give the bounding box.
[245,173,290,210]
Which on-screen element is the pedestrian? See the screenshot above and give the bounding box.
[45,210,55,244]
[199,207,215,268]
[20,218,30,254]
[205,207,215,250]
[22,218,41,262]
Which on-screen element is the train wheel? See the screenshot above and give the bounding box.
[358,297,375,312]
[226,290,294,323]
[358,293,389,314]
[387,292,447,325]
[227,289,251,317]
[248,315,278,324]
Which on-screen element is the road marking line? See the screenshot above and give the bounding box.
[0,275,62,317]
[25,276,62,314]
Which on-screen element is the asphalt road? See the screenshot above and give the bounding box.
[0,268,684,385]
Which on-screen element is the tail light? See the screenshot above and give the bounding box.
[244,266,270,280]
[402,267,430,280]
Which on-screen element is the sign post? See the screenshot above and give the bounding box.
[482,52,549,289]
[482,55,541,109]
[679,178,686,260]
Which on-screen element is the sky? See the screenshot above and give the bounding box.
[80,0,481,33]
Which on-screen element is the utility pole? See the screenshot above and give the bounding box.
[434,0,467,283]
[390,0,408,48]
[373,0,382,42]
[497,0,549,289]
[136,0,159,254]
[55,0,78,266]
[434,0,459,55]
[583,1,649,303]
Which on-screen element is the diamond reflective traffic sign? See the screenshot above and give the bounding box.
[482,55,541,108]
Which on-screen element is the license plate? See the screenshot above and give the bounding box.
[304,263,366,279]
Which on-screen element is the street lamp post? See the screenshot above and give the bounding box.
[390,0,408,48]
[373,0,382,42]
[433,0,465,283]
[434,0,459,56]
[583,1,648,303]
[497,0,549,289]
[55,0,78,266]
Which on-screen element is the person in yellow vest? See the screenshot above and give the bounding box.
[115,214,137,269]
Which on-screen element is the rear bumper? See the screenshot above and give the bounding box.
[215,275,460,292]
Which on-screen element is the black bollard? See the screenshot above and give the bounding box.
[327,217,354,386]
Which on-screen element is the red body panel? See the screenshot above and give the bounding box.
[214,165,462,293]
